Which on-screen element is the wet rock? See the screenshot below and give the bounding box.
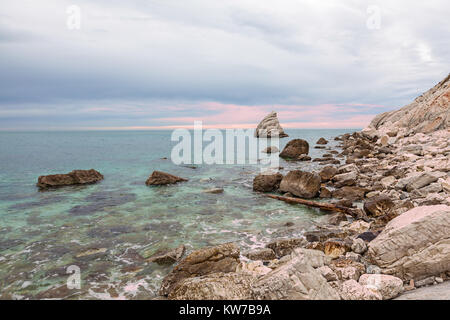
[244,248,276,261]
[279,170,321,199]
[279,139,309,160]
[252,173,283,192]
[367,205,450,281]
[316,137,329,145]
[266,238,307,258]
[252,249,340,300]
[319,166,338,182]
[37,169,104,189]
[146,171,188,186]
[359,274,404,300]
[147,245,186,265]
[262,146,279,153]
[326,213,348,226]
[159,242,240,296]
[255,111,288,138]
[202,188,224,194]
[363,196,395,217]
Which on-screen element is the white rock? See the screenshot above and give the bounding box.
[359,274,404,300]
[367,205,450,280]
[339,280,382,300]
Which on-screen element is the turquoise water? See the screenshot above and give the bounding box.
[0,129,353,299]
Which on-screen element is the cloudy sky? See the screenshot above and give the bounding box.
[0,0,449,130]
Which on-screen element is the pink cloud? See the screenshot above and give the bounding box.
[149,102,386,129]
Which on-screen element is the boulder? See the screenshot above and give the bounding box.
[279,139,309,160]
[339,280,382,300]
[363,196,395,217]
[359,274,404,300]
[255,111,288,138]
[319,166,338,182]
[319,187,332,198]
[316,137,329,145]
[332,171,357,186]
[168,272,256,300]
[244,248,276,261]
[367,205,450,281]
[37,169,104,189]
[146,171,188,186]
[159,243,240,296]
[252,249,340,300]
[253,173,283,192]
[279,171,321,199]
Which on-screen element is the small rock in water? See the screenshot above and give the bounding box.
[316,137,329,145]
[202,188,224,194]
[145,171,188,186]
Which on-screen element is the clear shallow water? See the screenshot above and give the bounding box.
[0,129,354,299]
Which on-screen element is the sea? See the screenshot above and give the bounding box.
[0,128,355,299]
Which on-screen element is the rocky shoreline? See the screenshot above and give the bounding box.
[156,75,450,300]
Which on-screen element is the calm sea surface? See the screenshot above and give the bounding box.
[0,129,355,299]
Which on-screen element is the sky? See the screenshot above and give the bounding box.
[0,0,449,130]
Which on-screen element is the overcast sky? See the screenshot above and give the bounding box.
[0,0,449,130]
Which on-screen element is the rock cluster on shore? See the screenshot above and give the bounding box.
[158,74,450,300]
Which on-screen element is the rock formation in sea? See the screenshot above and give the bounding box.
[145,171,188,186]
[255,111,289,138]
[37,169,104,189]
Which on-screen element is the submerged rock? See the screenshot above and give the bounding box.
[316,137,329,145]
[147,245,186,265]
[145,171,188,186]
[279,139,309,160]
[279,170,321,199]
[255,111,288,138]
[37,169,103,189]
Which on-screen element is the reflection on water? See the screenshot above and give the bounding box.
[0,129,353,299]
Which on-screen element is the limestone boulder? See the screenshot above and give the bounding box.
[367,205,450,281]
[252,249,340,300]
[255,111,288,138]
[159,243,240,296]
[359,274,404,300]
